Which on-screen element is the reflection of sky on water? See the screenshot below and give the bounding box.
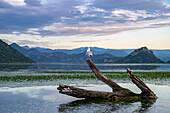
[0,63,170,71]
[0,84,170,113]
[0,86,79,102]
[0,86,80,113]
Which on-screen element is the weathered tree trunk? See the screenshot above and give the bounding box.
[57,60,157,100]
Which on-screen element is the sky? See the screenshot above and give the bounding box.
[0,0,170,49]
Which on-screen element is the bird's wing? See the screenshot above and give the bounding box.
[86,51,88,55]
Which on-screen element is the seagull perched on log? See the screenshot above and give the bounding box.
[86,47,93,59]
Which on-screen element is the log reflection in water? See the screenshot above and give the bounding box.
[58,99,156,113]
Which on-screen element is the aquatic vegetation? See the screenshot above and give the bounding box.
[0,71,170,82]
[0,70,170,88]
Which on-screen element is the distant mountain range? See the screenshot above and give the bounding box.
[11,43,115,63]
[0,40,35,63]
[22,46,127,57]
[9,43,168,63]
[21,45,170,62]
[1,38,168,63]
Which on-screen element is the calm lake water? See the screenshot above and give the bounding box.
[0,63,170,113]
[0,63,170,71]
[0,84,170,113]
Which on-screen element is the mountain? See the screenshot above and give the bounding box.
[114,49,170,62]
[69,52,116,63]
[93,53,115,63]
[32,47,57,53]
[167,60,170,63]
[99,47,164,63]
[11,43,80,63]
[118,49,135,54]
[11,43,70,63]
[22,46,128,57]
[11,43,116,63]
[11,43,27,54]
[11,43,167,63]
[121,47,164,63]
[151,50,170,62]
[0,40,35,63]
[20,45,170,61]
[22,45,30,50]
[90,47,127,57]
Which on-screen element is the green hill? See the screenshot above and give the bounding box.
[0,39,35,63]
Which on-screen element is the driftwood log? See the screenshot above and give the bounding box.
[57,60,157,100]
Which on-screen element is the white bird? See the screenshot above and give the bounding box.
[86,47,93,59]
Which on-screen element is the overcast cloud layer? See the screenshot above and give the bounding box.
[0,0,170,36]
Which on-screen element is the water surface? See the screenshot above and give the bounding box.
[0,63,170,71]
[0,83,170,113]
[0,63,170,112]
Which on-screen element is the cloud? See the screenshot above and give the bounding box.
[1,39,12,44]
[92,0,165,10]
[24,0,41,6]
[4,0,26,6]
[73,38,111,43]
[17,40,55,47]
[111,9,160,21]
[0,0,12,8]
[16,39,74,49]
[0,0,169,37]
[42,16,170,36]
[0,0,83,34]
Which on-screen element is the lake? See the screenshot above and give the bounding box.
[0,63,170,71]
[0,83,170,113]
[0,63,170,113]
